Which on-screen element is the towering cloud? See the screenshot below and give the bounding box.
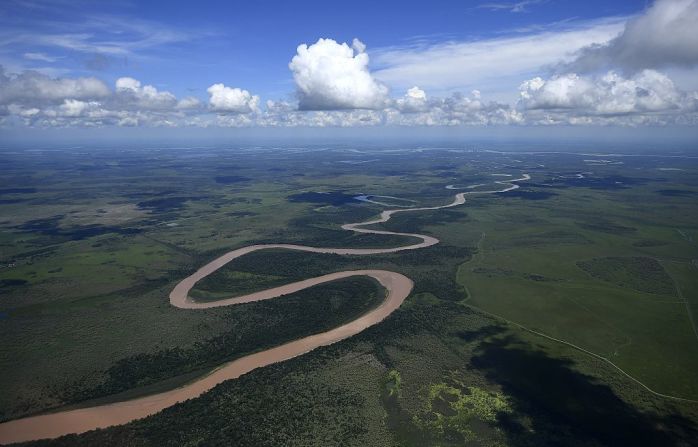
[564,0,698,73]
[289,38,389,110]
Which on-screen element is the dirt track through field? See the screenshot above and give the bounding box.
[0,175,529,445]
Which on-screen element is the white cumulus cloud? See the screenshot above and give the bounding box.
[176,96,202,110]
[518,70,691,115]
[394,86,429,113]
[289,38,389,110]
[58,99,93,117]
[0,68,208,127]
[115,77,177,110]
[207,83,260,113]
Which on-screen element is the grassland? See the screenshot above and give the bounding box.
[1,144,697,445]
[456,162,698,400]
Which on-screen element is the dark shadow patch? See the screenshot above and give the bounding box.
[214,165,241,171]
[524,273,561,282]
[379,170,411,176]
[434,171,459,178]
[0,278,28,288]
[228,197,262,205]
[473,267,515,277]
[288,190,358,206]
[471,336,698,446]
[498,190,557,200]
[16,215,142,240]
[214,175,251,184]
[656,189,698,197]
[0,188,37,194]
[577,221,637,235]
[226,211,257,217]
[16,216,63,233]
[548,175,653,190]
[454,325,506,342]
[632,239,669,248]
[137,197,195,212]
[76,164,110,172]
[122,190,178,199]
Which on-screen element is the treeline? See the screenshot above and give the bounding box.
[260,205,423,249]
[53,278,381,406]
[30,356,371,447]
[193,243,472,303]
[32,297,477,447]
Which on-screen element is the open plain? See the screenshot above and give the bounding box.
[1,144,697,446]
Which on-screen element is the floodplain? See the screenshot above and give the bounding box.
[1,144,697,446]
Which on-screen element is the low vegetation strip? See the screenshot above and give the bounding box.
[576,256,676,296]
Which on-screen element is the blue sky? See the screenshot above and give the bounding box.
[1,0,641,98]
[1,0,697,140]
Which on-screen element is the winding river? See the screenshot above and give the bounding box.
[0,174,530,444]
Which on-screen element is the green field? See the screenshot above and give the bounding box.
[1,145,697,445]
[456,171,698,400]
